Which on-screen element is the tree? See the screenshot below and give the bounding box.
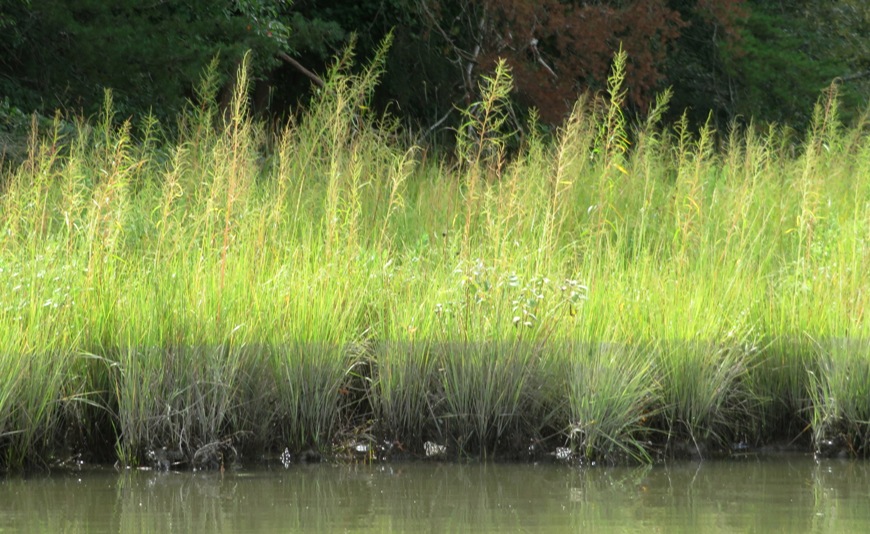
[0,1,283,122]
[663,0,747,127]
[266,0,443,123]
[414,1,752,126]
[723,0,868,126]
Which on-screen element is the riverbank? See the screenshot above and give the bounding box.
[1,53,868,470]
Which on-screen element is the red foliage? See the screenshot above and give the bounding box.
[469,0,745,123]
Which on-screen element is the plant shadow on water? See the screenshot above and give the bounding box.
[3,458,870,532]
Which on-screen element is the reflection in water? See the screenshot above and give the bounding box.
[2,456,870,533]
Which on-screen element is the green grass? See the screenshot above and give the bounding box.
[1,48,869,469]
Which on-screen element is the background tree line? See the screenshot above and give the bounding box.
[1,0,868,141]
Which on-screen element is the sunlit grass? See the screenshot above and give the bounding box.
[0,46,868,468]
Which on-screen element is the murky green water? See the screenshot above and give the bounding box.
[2,455,870,533]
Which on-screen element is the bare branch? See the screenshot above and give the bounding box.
[421,107,454,139]
[277,51,325,89]
[835,70,870,83]
[529,38,557,79]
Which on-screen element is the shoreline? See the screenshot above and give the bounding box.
[2,339,864,471]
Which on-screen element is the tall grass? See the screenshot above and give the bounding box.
[1,45,868,469]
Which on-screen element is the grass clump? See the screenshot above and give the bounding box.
[562,343,657,463]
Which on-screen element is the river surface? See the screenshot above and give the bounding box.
[2,454,869,533]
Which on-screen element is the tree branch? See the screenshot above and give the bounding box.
[277,51,325,89]
[836,70,870,83]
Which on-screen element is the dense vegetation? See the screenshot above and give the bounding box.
[1,0,868,137]
[0,48,868,470]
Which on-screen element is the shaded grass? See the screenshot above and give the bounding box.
[0,48,869,469]
[562,343,657,463]
[368,341,439,448]
[809,339,870,456]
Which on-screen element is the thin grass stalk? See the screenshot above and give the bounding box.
[593,46,630,247]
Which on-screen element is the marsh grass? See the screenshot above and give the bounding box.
[435,340,537,456]
[368,341,438,447]
[809,339,870,456]
[0,44,869,469]
[562,342,657,463]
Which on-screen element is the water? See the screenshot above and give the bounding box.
[2,455,870,533]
